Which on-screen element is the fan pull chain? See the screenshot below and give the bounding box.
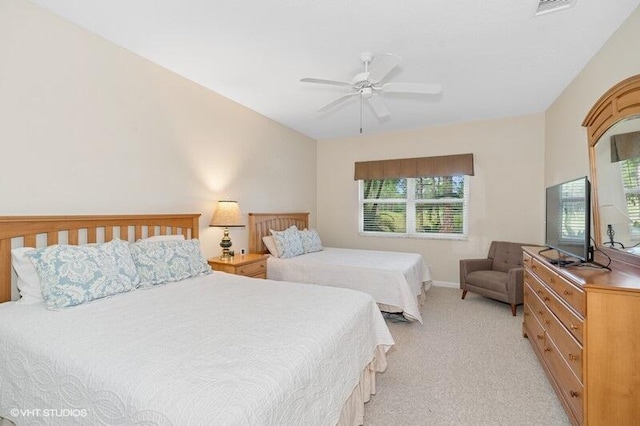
[360,95,363,134]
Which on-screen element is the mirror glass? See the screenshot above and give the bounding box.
[593,113,640,255]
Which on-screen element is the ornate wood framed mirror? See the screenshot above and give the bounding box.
[583,74,640,266]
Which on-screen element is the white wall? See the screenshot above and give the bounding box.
[545,6,640,187]
[0,0,317,259]
[317,114,546,284]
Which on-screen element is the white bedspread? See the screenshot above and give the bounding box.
[267,248,431,323]
[0,273,393,426]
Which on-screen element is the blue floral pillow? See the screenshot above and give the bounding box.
[26,239,140,309]
[299,228,323,253]
[270,226,304,258]
[129,239,211,287]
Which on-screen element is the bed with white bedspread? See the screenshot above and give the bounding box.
[0,214,393,426]
[267,247,430,323]
[249,213,432,323]
[0,274,392,425]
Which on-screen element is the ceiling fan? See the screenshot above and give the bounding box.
[300,52,442,133]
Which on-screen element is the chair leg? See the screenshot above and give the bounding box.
[511,304,517,316]
[461,290,467,300]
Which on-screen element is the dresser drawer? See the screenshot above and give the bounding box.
[545,337,584,425]
[544,300,583,382]
[527,263,584,344]
[524,281,547,324]
[523,299,546,355]
[525,270,549,306]
[531,258,585,316]
[523,252,533,269]
[237,260,267,277]
[544,285,584,344]
[525,272,584,380]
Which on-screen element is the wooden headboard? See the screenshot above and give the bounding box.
[0,214,200,303]
[248,213,309,254]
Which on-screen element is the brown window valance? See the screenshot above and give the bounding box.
[611,131,640,162]
[354,153,474,180]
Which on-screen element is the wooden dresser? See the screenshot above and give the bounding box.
[522,246,640,425]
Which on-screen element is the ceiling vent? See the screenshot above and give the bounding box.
[534,0,577,16]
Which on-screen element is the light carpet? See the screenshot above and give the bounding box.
[364,286,570,426]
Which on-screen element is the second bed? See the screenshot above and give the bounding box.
[249,213,432,323]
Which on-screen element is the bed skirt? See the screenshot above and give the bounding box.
[377,282,429,320]
[336,345,388,426]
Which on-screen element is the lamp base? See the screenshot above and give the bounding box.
[220,227,233,259]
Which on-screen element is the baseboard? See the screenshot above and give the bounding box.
[431,281,459,289]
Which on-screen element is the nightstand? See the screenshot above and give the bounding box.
[208,253,268,279]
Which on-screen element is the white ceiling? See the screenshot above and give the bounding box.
[30,0,640,140]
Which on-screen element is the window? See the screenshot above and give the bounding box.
[359,175,469,239]
[619,157,640,238]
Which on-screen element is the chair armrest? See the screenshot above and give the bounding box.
[459,258,494,289]
[507,267,524,304]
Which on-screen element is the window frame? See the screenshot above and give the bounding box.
[358,175,469,240]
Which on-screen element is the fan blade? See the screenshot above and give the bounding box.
[366,94,390,118]
[300,77,352,87]
[368,53,401,83]
[318,92,359,112]
[381,82,442,94]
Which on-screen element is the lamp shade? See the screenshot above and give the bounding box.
[600,204,631,225]
[210,200,244,227]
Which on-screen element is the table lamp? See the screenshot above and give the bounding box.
[600,204,631,249]
[210,200,244,259]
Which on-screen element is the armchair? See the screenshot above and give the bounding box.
[459,241,532,316]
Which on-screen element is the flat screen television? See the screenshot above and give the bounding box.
[545,176,591,264]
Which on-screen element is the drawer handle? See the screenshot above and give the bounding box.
[524,312,529,317]
[563,289,572,296]
[536,289,543,294]
[549,277,554,283]
[543,296,550,302]
[532,265,537,270]
[536,334,544,340]
[544,320,551,325]
[568,353,578,361]
[570,323,579,330]
[538,310,543,315]
[570,390,580,398]
[544,347,552,353]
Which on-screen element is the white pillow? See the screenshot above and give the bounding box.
[299,228,323,253]
[11,247,44,304]
[270,226,304,258]
[141,235,185,241]
[262,236,279,257]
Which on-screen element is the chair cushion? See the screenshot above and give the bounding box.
[491,242,524,273]
[466,270,509,293]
